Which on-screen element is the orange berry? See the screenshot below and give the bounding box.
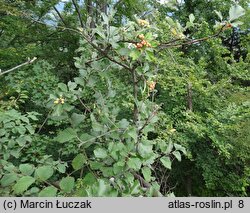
[136,43,143,49]
[146,42,151,47]
[147,81,156,91]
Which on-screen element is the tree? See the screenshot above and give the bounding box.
[0,0,249,197]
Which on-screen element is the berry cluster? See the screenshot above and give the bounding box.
[54,96,65,104]
[147,81,156,91]
[138,19,150,27]
[135,34,152,49]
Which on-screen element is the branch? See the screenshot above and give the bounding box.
[133,172,151,188]
[53,6,68,27]
[158,25,226,50]
[0,57,37,76]
[71,0,85,29]
[113,0,123,9]
[82,34,132,71]
[77,96,91,113]
[85,56,105,66]
[138,105,160,135]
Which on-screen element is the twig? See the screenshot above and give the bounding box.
[77,129,120,147]
[77,96,91,113]
[133,172,151,188]
[82,36,132,71]
[85,56,105,66]
[37,108,53,134]
[71,0,85,29]
[138,105,160,134]
[113,0,123,9]
[158,25,226,50]
[0,57,37,76]
[53,6,68,26]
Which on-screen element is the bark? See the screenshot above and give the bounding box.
[86,0,95,28]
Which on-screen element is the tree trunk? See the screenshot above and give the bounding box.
[86,0,95,28]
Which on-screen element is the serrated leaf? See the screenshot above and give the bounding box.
[160,156,172,170]
[58,83,68,92]
[71,113,85,127]
[127,158,142,170]
[19,164,34,176]
[57,163,67,173]
[94,148,107,159]
[119,119,129,129]
[83,173,97,185]
[72,153,86,170]
[172,151,181,161]
[1,173,17,187]
[59,177,75,193]
[13,176,35,194]
[138,143,153,158]
[142,167,152,182]
[35,166,54,181]
[55,128,77,143]
[229,5,245,21]
[39,186,57,197]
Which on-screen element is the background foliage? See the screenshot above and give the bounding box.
[0,0,249,197]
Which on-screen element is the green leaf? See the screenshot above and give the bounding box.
[127,127,137,141]
[57,163,67,173]
[58,83,68,92]
[55,128,77,143]
[83,173,97,185]
[59,177,75,193]
[172,151,181,161]
[118,48,130,56]
[142,167,152,182]
[160,156,172,170]
[35,166,54,181]
[97,179,109,196]
[189,14,195,23]
[174,143,187,155]
[127,158,142,170]
[94,148,107,159]
[72,153,86,170]
[129,49,141,60]
[166,142,174,154]
[1,173,18,187]
[138,143,153,158]
[130,180,141,195]
[71,113,85,127]
[19,164,34,176]
[39,186,57,197]
[53,104,63,116]
[13,176,35,194]
[68,81,77,91]
[214,10,223,21]
[229,5,245,21]
[119,119,129,129]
